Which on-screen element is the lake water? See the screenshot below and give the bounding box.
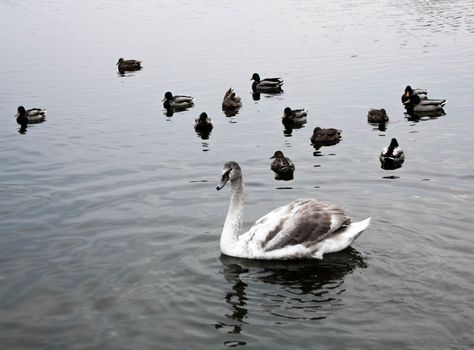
[1,0,473,349]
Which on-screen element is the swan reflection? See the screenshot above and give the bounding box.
[217,248,367,337]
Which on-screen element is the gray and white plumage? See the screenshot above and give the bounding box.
[380,138,405,169]
[216,161,370,260]
[15,106,46,125]
[162,91,194,110]
[404,94,446,114]
[282,107,307,126]
[251,73,283,92]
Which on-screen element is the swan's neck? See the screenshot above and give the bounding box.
[221,177,244,255]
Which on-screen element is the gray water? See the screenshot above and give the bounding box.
[1,1,473,349]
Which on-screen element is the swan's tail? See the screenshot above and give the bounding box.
[349,217,371,242]
[310,217,371,259]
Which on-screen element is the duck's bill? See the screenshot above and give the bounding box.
[216,173,229,190]
[15,112,19,117]
[161,97,166,102]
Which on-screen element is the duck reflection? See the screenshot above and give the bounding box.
[405,109,445,122]
[222,107,240,118]
[218,248,366,332]
[251,91,261,101]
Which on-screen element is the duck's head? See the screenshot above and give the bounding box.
[250,73,261,82]
[217,161,241,190]
[283,107,292,118]
[162,91,173,102]
[270,150,285,160]
[116,58,125,65]
[198,112,210,123]
[16,106,26,117]
[389,138,399,148]
[404,85,413,96]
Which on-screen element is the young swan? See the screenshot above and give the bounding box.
[216,161,371,260]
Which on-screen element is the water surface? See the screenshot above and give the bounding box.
[1,1,473,349]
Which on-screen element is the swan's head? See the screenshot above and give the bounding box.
[162,91,173,102]
[250,73,260,82]
[216,161,241,190]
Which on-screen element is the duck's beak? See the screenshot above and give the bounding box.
[270,155,275,159]
[15,111,19,117]
[161,97,166,102]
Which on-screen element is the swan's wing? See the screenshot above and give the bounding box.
[246,199,350,252]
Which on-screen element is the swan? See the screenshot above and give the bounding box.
[270,150,295,179]
[216,161,371,259]
[282,107,307,126]
[222,88,242,109]
[15,106,46,126]
[162,91,194,110]
[367,108,389,123]
[250,73,283,92]
[380,138,405,169]
[116,58,142,72]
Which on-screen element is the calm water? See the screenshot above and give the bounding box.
[1,1,474,349]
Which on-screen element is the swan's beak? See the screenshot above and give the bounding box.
[216,173,229,190]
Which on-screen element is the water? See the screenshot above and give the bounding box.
[1,0,473,349]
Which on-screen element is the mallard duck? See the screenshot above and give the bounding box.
[367,108,389,123]
[216,161,371,259]
[404,94,446,114]
[401,85,427,105]
[194,112,213,133]
[15,106,46,126]
[251,73,283,92]
[310,127,342,146]
[222,88,242,109]
[116,58,142,72]
[162,91,194,110]
[282,107,307,126]
[270,151,295,179]
[380,138,405,169]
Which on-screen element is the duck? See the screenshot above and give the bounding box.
[222,88,242,109]
[380,138,405,169]
[404,93,446,115]
[282,107,307,126]
[250,73,283,92]
[367,108,389,123]
[116,58,142,72]
[162,91,194,110]
[401,85,427,105]
[310,127,342,146]
[194,112,213,133]
[270,151,295,180]
[216,161,371,259]
[15,106,46,126]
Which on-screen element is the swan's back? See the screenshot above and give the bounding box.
[238,199,369,259]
